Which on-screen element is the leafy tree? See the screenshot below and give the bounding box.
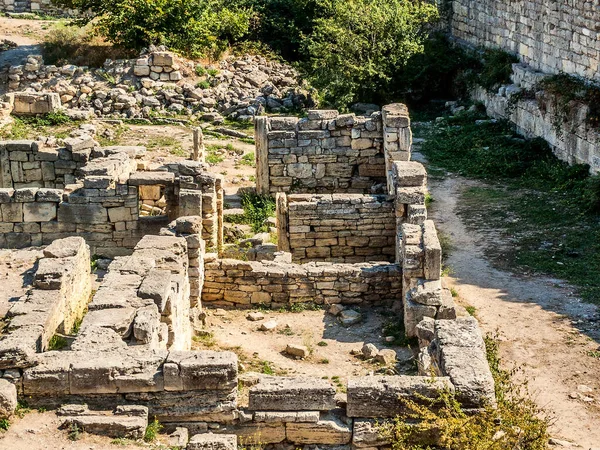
[52,0,252,58]
[302,0,439,108]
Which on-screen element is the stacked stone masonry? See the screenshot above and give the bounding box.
[0,104,498,448]
[0,138,223,254]
[203,257,401,308]
[472,65,600,173]
[447,0,600,82]
[281,193,396,263]
[0,0,75,15]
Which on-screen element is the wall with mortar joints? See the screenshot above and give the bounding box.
[448,0,600,82]
[202,256,402,308]
[281,193,396,264]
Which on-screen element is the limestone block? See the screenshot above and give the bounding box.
[432,318,496,408]
[393,161,426,187]
[0,379,17,419]
[43,236,87,259]
[346,376,453,417]
[23,202,56,222]
[286,415,352,445]
[0,325,42,369]
[22,351,73,396]
[403,296,436,338]
[138,269,172,312]
[249,376,336,411]
[1,202,22,222]
[60,405,148,439]
[36,188,62,202]
[352,419,392,448]
[407,279,443,306]
[179,189,202,216]
[152,52,175,66]
[64,136,95,152]
[176,216,203,235]
[79,307,137,337]
[57,203,107,224]
[254,411,320,423]
[423,220,442,280]
[187,433,237,450]
[133,305,160,345]
[164,351,238,391]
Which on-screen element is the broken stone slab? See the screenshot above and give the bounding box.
[0,325,42,369]
[374,349,396,365]
[22,351,75,396]
[352,418,392,448]
[138,269,172,312]
[403,296,436,338]
[70,327,128,352]
[128,171,175,186]
[246,311,264,321]
[249,376,336,411]
[431,318,496,408]
[187,433,237,450]
[0,379,17,419]
[346,376,454,417]
[133,305,160,344]
[285,344,309,358]
[253,411,320,423]
[60,404,148,439]
[286,414,352,445]
[328,304,345,316]
[407,279,443,306]
[167,427,189,447]
[164,351,238,391]
[43,236,88,259]
[80,307,137,337]
[259,320,278,331]
[339,309,362,326]
[175,216,204,235]
[416,317,435,348]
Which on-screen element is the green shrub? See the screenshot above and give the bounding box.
[197,80,211,89]
[302,0,439,108]
[144,417,163,443]
[239,191,276,233]
[195,65,207,76]
[379,336,548,449]
[53,0,252,59]
[41,21,134,67]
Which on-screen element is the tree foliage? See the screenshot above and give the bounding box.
[53,0,252,58]
[301,0,439,108]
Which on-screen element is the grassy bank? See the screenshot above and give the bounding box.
[416,111,600,304]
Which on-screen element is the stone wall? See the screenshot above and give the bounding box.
[203,257,401,308]
[256,111,387,194]
[471,65,600,173]
[0,140,86,189]
[0,0,75,16]
[278,193,396,263]
[256,105,412,195]
[447,0,599,82]
[0,138,223,255]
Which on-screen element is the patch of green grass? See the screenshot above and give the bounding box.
[169,146,188,157]
[192,332,217,348]
[226,191,276,233]
[241,152,256,167]
[196,80,211,89]
[97,124,129,146]
[317,341,328,347]
[144,417,162,443]
[277,325,294,336]
[450,287,459,298]
[419,111,600,304]
[0,419,9,431]
[146,136,179,149]
[48,334,68,350]
[261,360,274,375]
[465,305,477,316]
[223,118,255,134]
[15,400,31,418]
[319,358,329,364]
[195,65,206,76]
[586,350,600,359]
[207,68,219,77]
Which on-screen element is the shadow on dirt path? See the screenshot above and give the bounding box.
[424,167,600,448]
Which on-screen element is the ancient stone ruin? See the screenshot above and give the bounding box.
[0,104,496,448]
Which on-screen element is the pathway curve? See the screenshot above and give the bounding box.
[426,171,600,448]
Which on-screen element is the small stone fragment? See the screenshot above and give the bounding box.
[247,312,265,322]
[259,320,278,331]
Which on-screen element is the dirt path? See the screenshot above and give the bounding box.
[425,171,600,448]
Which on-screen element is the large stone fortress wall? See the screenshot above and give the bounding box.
[0,0,74,16]
[447,0,599,81]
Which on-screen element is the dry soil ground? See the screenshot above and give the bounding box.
[426,171,600,448]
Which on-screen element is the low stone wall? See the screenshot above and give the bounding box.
[471,64,600,173]
[256,110,387,194]
[0,236,91,368]
[278,193,396,263]
[0,138,223,255]
[0,0,75,16]
[203,257,401,308]
[0,140,87,190]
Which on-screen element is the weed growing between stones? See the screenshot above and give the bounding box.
[418,112,600,303]
[48,334,68,350]
[0,418,9,431]
[67,423,82,441]
[144,417,163,443]
[226,191,276,233]
[379,335,548,449]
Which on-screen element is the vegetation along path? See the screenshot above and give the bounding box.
[417,151,600,447]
